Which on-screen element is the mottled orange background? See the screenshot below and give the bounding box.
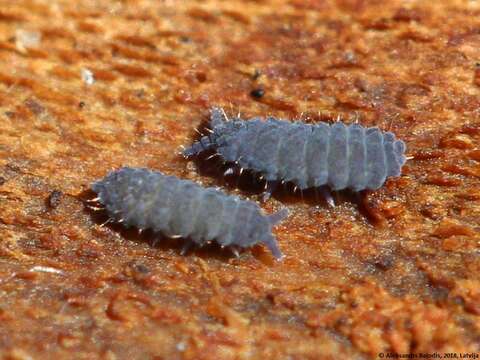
[0,0,479,359]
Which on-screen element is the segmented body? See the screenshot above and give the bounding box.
[91,167,287,259]
[184,108,407,192]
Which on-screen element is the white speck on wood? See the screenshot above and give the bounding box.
[81,68,95,86]
[30,266,64,275]
[15,29,41,53]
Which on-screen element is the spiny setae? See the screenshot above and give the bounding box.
[183,107,407,204]
[91,167,288,259]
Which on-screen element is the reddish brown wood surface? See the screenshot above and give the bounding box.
[0,1,480,359]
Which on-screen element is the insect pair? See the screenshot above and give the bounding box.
[91,108,407,260]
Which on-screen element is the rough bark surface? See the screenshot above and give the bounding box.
[0,0,480,359]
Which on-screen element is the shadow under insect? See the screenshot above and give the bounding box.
[187,150,381,222]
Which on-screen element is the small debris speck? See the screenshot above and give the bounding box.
[24,98,44,115]
[47,190,62,209]
[81,68,95,86]
[250,87,265,99]
[30,266,64,275]
[176,342,186,352]
[15,29,41,53]
[134,263,150,274]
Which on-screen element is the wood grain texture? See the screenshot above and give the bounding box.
[0,0,480,358]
